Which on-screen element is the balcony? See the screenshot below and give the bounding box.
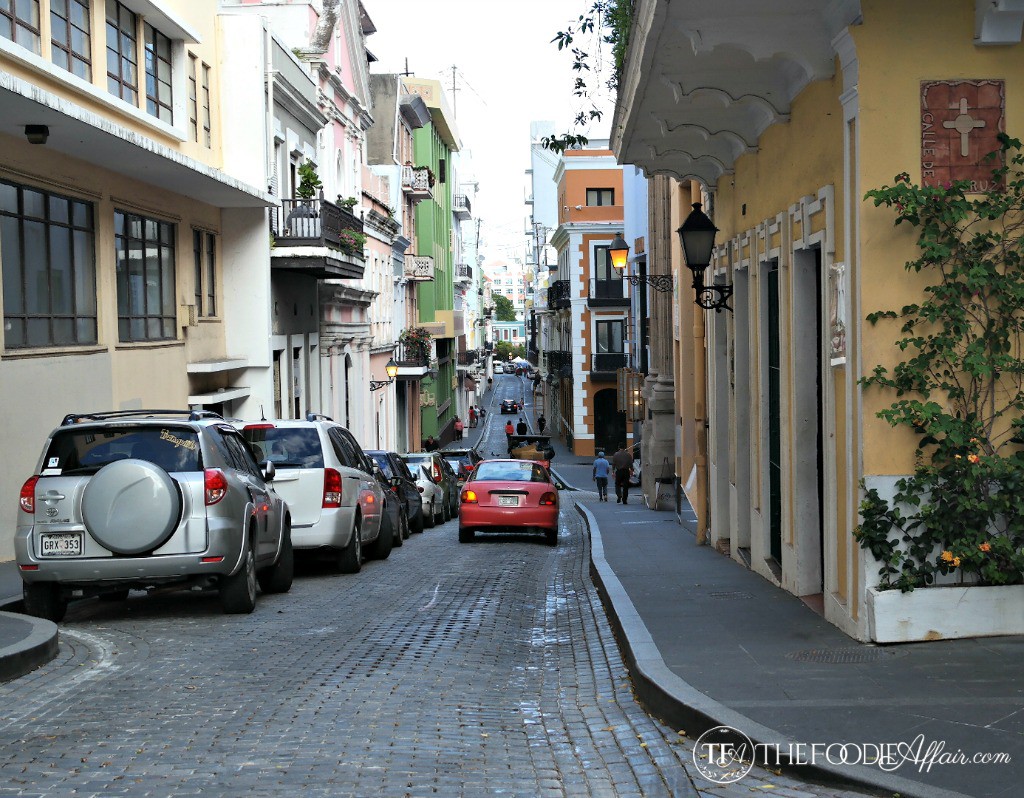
[588,278,629,308]
[455,263,472,284]
[456,349,478,367]
[547,280,571,310]
[403,254,435,281]
[401,165,433,202]
[453,194,472,220]
[393,341,430,379]
[270,198,365,279]
[546,349,573,378]
[590,352,630,381]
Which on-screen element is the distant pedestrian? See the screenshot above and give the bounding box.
[454,417,464,441]
[479,407,487,421]
[592,451,610,501]
[537,413,547,433]
[516,417,528,435]
[468,406,478,428]
[612,444,633,504]
[424,435,439,452]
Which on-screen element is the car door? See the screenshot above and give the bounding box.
[329,428,381,539]
[219,429,276,561]
[390,454,419,517]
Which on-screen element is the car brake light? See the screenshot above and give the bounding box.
[391,485,399,493]
[19,476,38,513]
[360,489,376,504]
[539,492,557,506]
[432,462,442,483]
[205,469,228,505]
[461,489,478,503]
[19,564,39,571]
[243,423,275,431]
[323,468,342,508]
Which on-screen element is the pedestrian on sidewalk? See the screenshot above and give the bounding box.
[592,450,610,501]
[516,417,528,435]
[612,444,633,504]
[454,417,464,441]
[537,413,547,433]
[468,406,477,428]
[479,407,487,421]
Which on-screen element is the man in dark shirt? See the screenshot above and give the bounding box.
[611,444,633,504]
[516,417,528,435]
[424,435,439,452]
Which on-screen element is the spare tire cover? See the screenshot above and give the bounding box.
[82,459,181,555]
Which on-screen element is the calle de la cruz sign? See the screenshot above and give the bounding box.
[921,79,1005,190]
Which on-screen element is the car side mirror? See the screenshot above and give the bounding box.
[372,465,386,482]
[261,460,276,483]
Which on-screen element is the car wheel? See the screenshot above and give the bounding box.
[433,500,444,526]
[449,493,459,518]
[424,501,436,529]
[336,515,362,574]
[546,528,558,547]
[392,508,405,548]
[458,526,474,543]
[220,532,257,614]
[23,582,67,623]
[366,514,393,560]
[410,505,425,534]
[441,500,450,523]
[258,520,294,594]
[98,589,130,602]
[401,508,411,540]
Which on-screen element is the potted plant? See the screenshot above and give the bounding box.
[295,161,322,201]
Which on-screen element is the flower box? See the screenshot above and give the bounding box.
[866,584,1024,643]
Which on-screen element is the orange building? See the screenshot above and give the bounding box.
[543,142,632,456]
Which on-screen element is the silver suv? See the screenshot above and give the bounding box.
[16,410,294,621]
[237,415,391,572]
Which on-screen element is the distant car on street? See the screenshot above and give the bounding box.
[17,409,294,621]
[503,363,516,374]
[441,447,483,485]
[499,399,519,414]
[458,459,560,546]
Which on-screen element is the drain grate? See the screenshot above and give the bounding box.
[787,647,908,664]
[707,590,754,599]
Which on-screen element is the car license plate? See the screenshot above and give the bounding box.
[40,532,82,557]
[498,496,519,507]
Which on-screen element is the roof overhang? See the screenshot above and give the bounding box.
[0,70,273,208]
[611,0,863,188]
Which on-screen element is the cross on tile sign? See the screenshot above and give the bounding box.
[943,97,987,157]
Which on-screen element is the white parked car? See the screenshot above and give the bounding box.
[401,455,446,528]
[237,416,391,572]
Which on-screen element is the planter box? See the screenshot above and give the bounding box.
[866,584,1024,643]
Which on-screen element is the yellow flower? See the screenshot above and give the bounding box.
[953,557,962,567]
[967,454,980,464]
[940,550,954,562]
[979,542,992,553]
[954,454,962,460]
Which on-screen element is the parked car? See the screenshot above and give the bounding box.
[16,409,294,621]
[366,450,424,534]
[499,399,519,414]
[402,456,445,528]
[503,363,516,374]
[441,447,483,485]
[400,452,459,523]
[238,415,391,573]
[458,459,560,546]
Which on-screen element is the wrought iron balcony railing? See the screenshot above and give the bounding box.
[590,351,630,378]
[588,278,629,307]
[547,280,571,309]
[271,198,364,253]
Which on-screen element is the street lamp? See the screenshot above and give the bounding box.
[676,203,732,313]
[609,232,675,293]
[370,357,399,391]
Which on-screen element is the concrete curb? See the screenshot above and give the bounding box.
[0,610,58,683]
[575,501,970,798]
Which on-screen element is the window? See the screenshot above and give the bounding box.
[106,0,138,104]
[595,320,624,353]
[200,62,211,147]
[586,188,614,207]
[51,0,91,79]
[114,210,176,342]
[192,229,216,317]
[187,54,198,141]
[0,0,40,51]
[144,23,172,122]
[1,179,97,348]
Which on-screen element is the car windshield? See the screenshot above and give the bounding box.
[44,426,202,474]
[241,426,324,469]
[473,461,549,483]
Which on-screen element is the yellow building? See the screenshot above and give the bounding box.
[0,1,272,560]
[613,0,1024,640]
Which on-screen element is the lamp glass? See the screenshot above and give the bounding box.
[609,233,629,272]
[676,203,718,270]
[385,357,398,379]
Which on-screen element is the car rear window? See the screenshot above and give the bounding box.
[44,426,202,474]
[369,452,394,478]
[240,427,324,469]
[473,461,549,482]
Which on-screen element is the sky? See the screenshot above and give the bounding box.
[361,0,614,262]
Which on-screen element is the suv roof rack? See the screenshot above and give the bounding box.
[305,413,333,422]
[61,409,224,426]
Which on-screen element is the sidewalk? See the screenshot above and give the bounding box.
[0,559,58,682]
[572,487,1023,798]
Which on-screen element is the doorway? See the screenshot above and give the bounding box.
[767,263,782,566]
[594,388,627,455]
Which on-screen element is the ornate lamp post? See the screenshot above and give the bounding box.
[369,357,399,391]
[609,233,674,293]
[676,203,732,312]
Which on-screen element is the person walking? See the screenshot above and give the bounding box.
[504,419,514,441]
[468,406,478,428]
[592,450,611,501]
[537,413,547,434]
[424,435,439,452]
[479,407,487,421]
[516,417,528,435]
[454,417,464,441]
[611,443,633,504]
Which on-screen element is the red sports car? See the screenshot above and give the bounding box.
[458,459,559,546]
